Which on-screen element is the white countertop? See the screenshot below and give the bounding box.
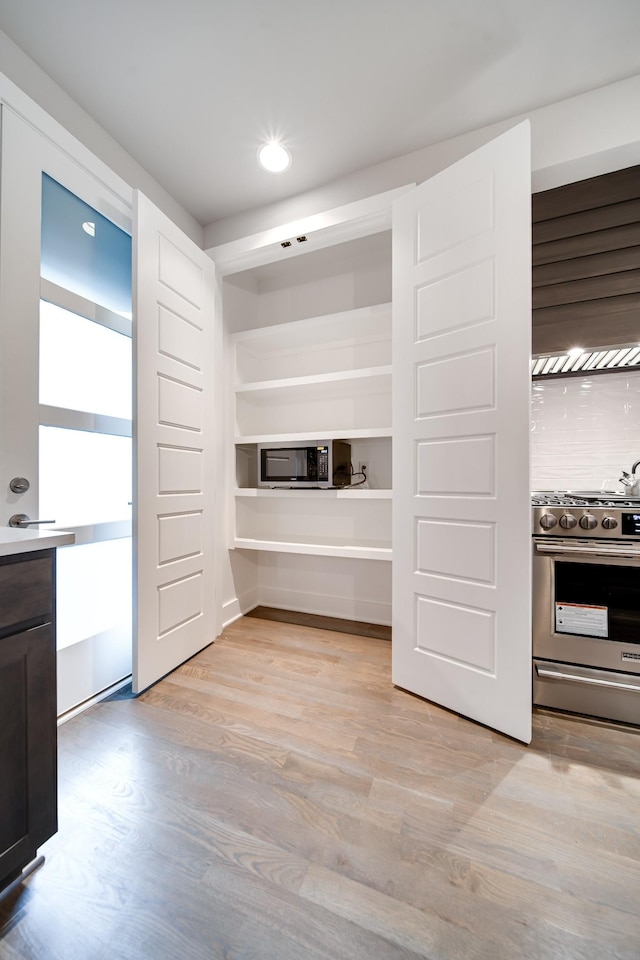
[0,528,75,557]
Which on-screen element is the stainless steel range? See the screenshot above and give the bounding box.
[532,492,640,726]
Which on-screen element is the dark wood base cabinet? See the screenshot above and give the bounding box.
[0,549,57,893]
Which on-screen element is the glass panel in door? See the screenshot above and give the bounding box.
[40,174,133,715]
[39,300,132,419]
[41,173,132,316]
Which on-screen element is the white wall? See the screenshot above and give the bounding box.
[222,548,259,627]
[531,370,640,491]
[204,74,640,248]
[0,29,202,245]
[256,553,392,626]
[223,232,391,333]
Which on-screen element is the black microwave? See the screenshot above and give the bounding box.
[258,440,351,488]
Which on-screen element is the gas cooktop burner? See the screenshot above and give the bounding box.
[532,491,640,508]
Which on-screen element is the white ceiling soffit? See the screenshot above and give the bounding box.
[207,184,414,275]
[531,345,640,378]
[0,1,640,226]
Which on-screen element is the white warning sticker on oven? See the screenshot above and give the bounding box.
[555,602,608,638]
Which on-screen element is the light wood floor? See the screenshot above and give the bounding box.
[1,615,639,959]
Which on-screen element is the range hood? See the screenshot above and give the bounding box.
[531,344,640,379]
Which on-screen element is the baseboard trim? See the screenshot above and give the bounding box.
[256,586,391,627]
[222,597,243,628]
[246,605,391,641]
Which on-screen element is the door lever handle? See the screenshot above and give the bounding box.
[8,514,56,528]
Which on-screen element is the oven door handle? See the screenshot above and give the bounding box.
[536,665,640,693]
[534,541,640,559]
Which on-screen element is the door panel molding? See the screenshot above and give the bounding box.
[392,122,532,743]
[133,191,217,694]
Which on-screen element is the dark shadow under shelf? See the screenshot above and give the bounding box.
[245,605,391,641]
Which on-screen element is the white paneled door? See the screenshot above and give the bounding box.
[133,192,217,693]
[392,122,532,743]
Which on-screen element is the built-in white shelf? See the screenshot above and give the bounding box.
[230,301,393,560]
[235,369,391,437]
[232,536,392,561]
[234,304,391,383]
[234,487,392,499]
[235,365,391,396]
[234,427,392,445]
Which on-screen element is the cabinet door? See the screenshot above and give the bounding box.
[392,122,532,743]
[0,622,57,885]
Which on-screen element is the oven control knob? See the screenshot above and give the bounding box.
[559,513,577,529]
[602,516,618,529]
[539,513,557,530]
[579,514,598,530]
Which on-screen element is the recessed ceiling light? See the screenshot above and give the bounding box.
[258,141,291,174]
[82,220,96,237]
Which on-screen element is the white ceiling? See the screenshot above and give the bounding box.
[0,0,639,228]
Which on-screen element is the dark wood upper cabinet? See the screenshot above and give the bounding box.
[532,164,640,355]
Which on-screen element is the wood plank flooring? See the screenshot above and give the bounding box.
[1,615,639,959]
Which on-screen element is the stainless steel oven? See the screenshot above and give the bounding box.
[532,493,640,726]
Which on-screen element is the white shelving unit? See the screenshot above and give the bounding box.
[230,302,393,559]
[233,303,392,441]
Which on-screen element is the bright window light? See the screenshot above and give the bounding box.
[39,426,132,527]
[56,538,131,649]
[40,300,132,419]
[258,141,291,173]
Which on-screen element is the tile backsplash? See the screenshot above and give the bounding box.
[531,370,640,491]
